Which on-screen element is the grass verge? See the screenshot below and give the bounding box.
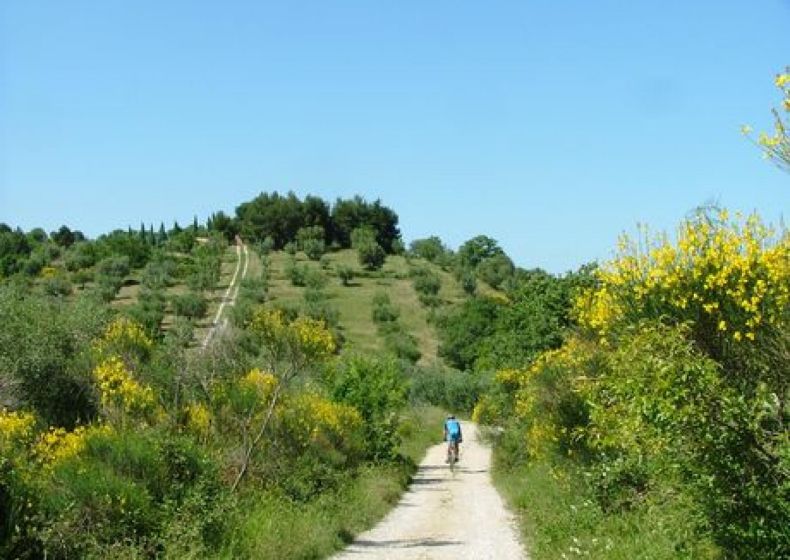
[219,405,445,560]
[491,453,720,560]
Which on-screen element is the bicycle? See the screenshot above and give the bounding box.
[447,440,460,473]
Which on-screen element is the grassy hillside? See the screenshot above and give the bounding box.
[263,249,465,365]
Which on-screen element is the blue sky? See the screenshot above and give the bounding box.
[1,1,788,273]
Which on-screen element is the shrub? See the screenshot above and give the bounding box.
[409,236,447,262]
[371,292,399,323]
[460,269,477,296]
[257,236,275,256]
[238,275,268,304]
[411,268,441,296]
[97,256,130,279]
[284,241,298,256]
[285,259,309,287]
[124,289,167,339]
[302,238,325,261]
[171,292,208,320]
[383,330,421,363]
[477,253,515,289]
[357,241,385,271]
[304,268,327,290]
[42,275,73,297]
[71,269,93,289]
[336,264,355,286]
[0,287,109,427]
[141,258,176,290]
[329,356,407,461]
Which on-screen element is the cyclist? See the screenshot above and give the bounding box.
[444,414,463,463]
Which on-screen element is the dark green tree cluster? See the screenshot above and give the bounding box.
[437,266,595,371]
[232,191,401,253]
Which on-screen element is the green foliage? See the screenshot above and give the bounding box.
[0,228,31,277]
[353,229,386,271]
[493,458,718,560]
[64,241,98,272]
[411,266,441,297]
[409,368,489,415]
[302,238,326,260]
[257,236,275,256]
[41,274,73,297]
[238,274,268,304]
[171,291,208,320]
[70,268,93,289]
[409,236,447,262]
[457,235,504,269]
[0,287,110,426]
[331,196,400,252]
[96,230,151,269]
[285,258,309,286]
[582,323,790,557]
[477,253,515,289]
[460,268,477,295]
[96,255,130,279]
[329,356,408,461]
[141,256,176,290]
[371,291,400,323]
[186,250,221,292]
[124,289,167,339]
[336,263,355,286]
[284,241,298,256]
[437,296,501,370]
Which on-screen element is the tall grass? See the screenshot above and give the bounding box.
[492,454,720,560]
[219,405,445,560]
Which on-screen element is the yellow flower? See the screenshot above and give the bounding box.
[94,356,155,415]
[775,73,790,88]
[241,368,278,398]
[185,402,212,438]
[0,409,36,445]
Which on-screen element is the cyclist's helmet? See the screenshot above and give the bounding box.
[447,414,455,419]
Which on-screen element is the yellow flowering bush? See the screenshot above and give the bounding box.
[240,368,278,398]
[93,317,153,363]
[475,337,599,460]
[282,392,362,449]
[248,308,336,370]
[0,409,36,448]
[576,209,789,346]
[744,68,790,172]
[94,356,155,417]
[39,266,59,279]
[33,425,102,468]
[248,308,288,345]
[184,402,212,440]
[290,317,336,358]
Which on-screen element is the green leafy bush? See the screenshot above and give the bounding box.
[171,292,208,320]
[329,356,407,461]
[336,264,355,286]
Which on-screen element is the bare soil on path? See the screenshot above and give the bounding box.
[201,240,248,348]
[333,422,527,560]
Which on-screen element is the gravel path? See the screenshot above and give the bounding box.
[201,240,248,349]
[333,421,527,560]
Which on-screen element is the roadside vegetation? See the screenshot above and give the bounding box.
[2,166,787,559]
[469,208,788,559]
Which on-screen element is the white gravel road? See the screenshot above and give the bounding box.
[333,421,527,560]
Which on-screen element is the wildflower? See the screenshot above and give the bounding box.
[0,409,36,445]
[94,356,155,415]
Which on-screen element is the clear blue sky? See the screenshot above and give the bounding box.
[1,1,788,273]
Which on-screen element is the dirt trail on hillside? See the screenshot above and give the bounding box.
[333,422,527,560]
[201,240,248,349]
